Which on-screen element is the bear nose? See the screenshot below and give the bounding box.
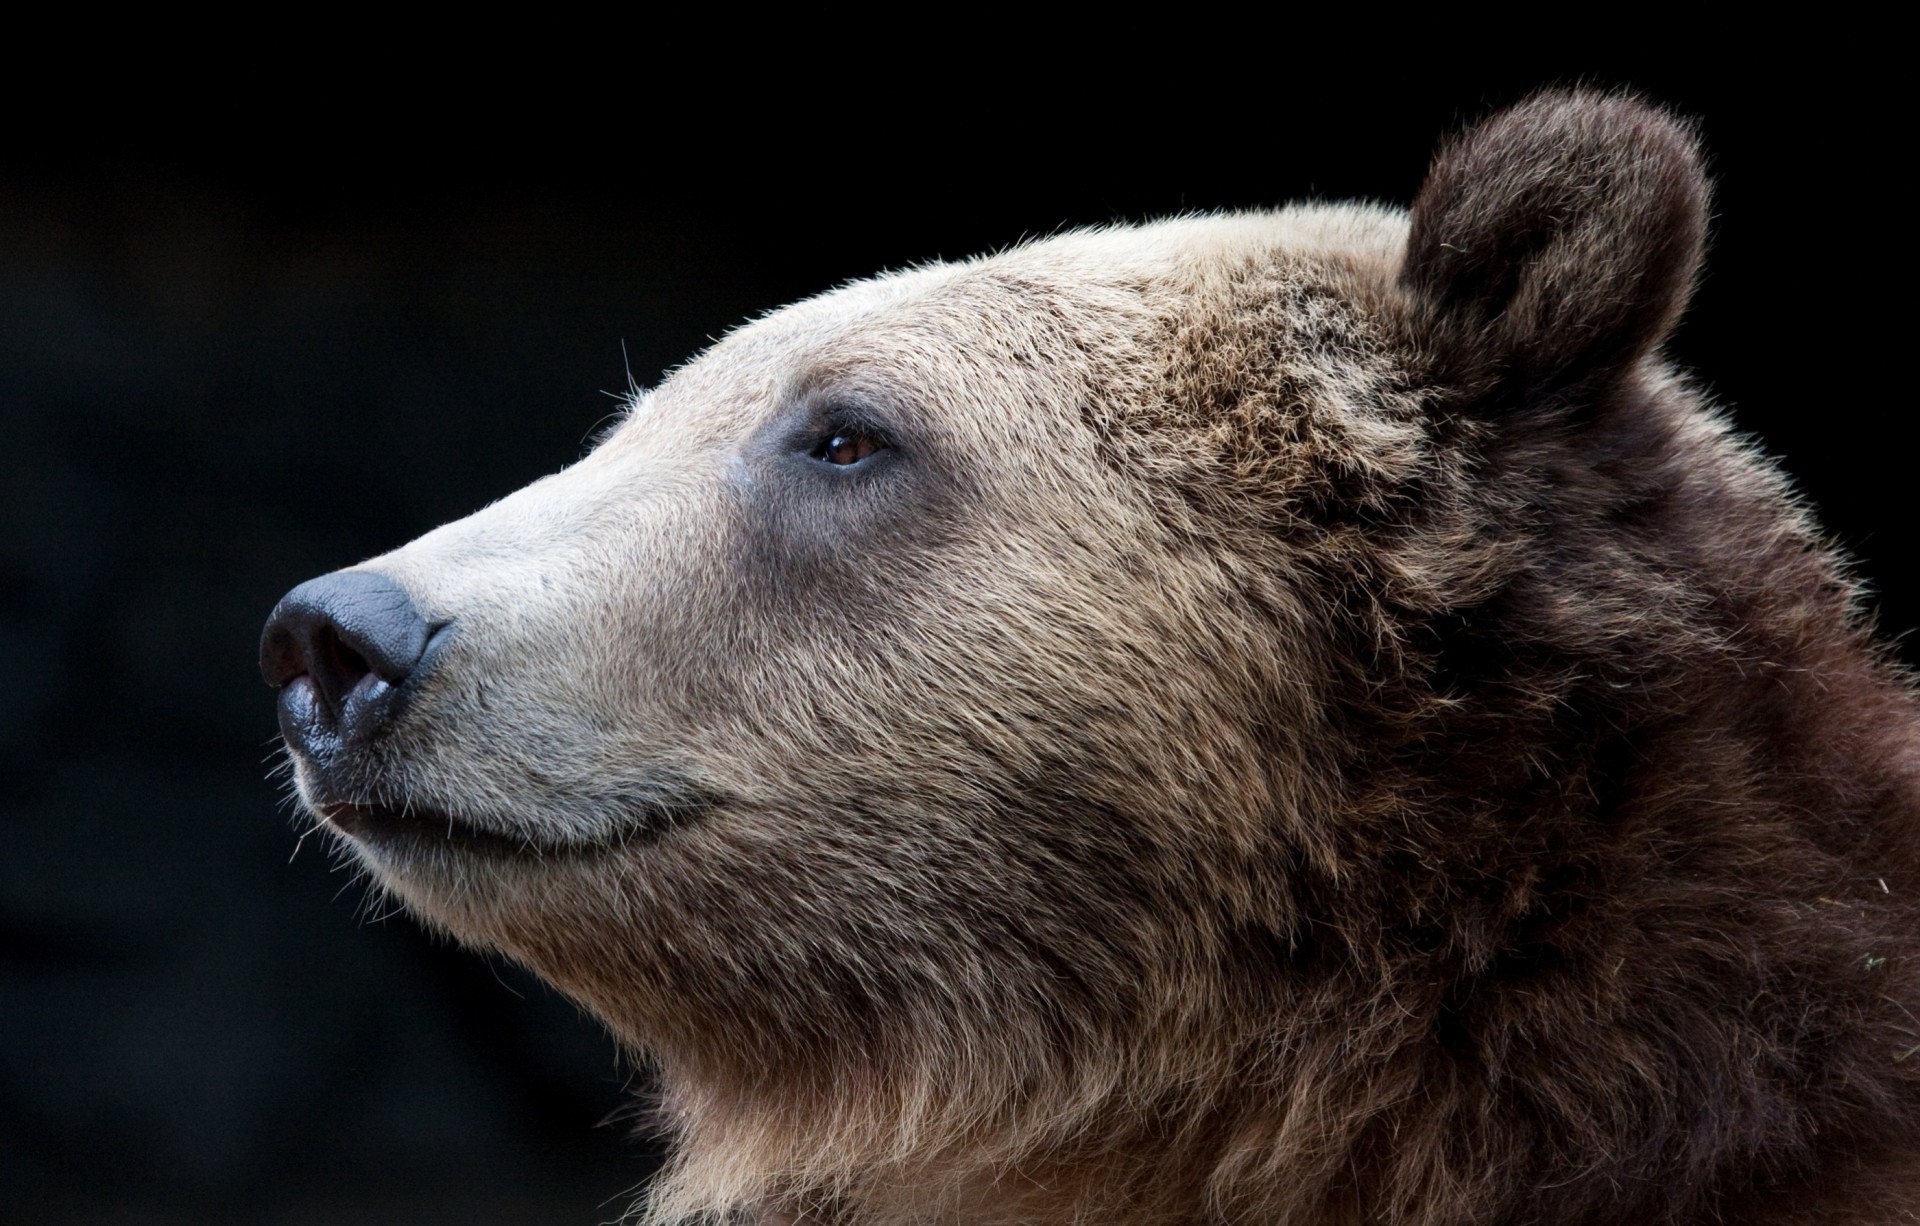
[260,571,430,754]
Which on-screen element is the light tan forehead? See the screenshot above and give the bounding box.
[626,204,1410,442]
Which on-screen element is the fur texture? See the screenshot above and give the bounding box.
[270,93,1920,1223]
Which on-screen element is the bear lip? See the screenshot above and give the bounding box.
[315,791,708,858]
[318,799,572,855]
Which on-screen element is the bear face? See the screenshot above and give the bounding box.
[262,94,1920,1225]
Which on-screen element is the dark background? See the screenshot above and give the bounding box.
[3,61,1906,1224]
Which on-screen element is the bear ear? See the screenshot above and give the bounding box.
[1399,90,1710,403]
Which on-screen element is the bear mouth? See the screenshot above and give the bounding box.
[319,800,560,855]
[315,791,712,858]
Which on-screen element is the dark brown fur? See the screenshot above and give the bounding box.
[1122,93,1920,1223]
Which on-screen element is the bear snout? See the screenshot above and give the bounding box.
[260,570,442,760]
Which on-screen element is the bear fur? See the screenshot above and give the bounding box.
[266,92,1920,1224]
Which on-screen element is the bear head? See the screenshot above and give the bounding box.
[262,93,1920,1224]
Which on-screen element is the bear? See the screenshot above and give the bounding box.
[260,92,1920,1225]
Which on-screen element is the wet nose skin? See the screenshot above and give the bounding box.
[261,571,430,758]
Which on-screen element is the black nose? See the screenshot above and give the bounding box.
[261,571,429,755]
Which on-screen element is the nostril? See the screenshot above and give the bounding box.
[311,626,374,723]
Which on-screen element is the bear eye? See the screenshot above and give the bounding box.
[812,430,881,466]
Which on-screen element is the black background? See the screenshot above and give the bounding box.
[3,58,1906,1224]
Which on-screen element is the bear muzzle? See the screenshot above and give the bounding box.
[262,569,711,857]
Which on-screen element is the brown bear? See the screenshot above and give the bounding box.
[261,92,1920,1224]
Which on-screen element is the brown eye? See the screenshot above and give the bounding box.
[815,431,879,465]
